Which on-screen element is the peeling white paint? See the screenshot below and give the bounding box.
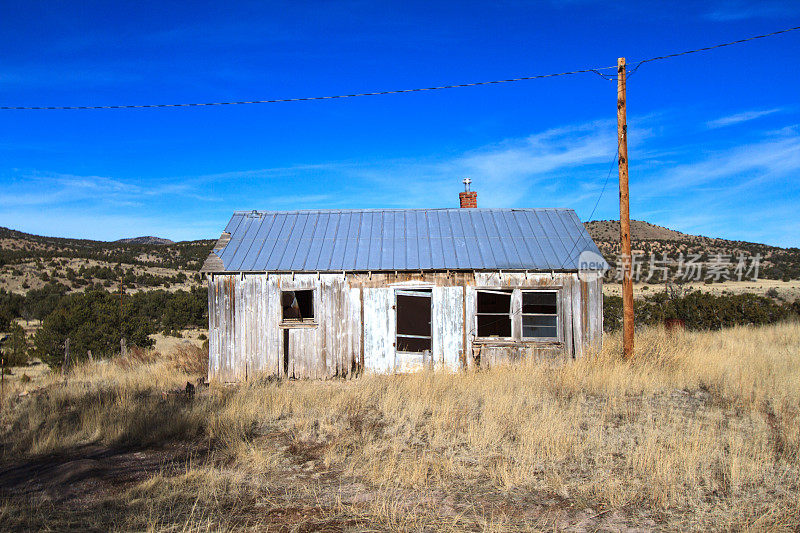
[208,271,602,381]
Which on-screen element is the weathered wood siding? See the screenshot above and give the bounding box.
[362,287,394,373]
[207,271,602,381]
[430,286,463,370]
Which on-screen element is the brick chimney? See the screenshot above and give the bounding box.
[459,178,477,208]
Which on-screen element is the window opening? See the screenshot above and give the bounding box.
[476,289,512,337]
[281,290,314,322]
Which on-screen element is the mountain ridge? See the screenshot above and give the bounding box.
[115,236,175,245]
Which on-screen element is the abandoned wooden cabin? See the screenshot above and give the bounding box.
[201,187,607,381]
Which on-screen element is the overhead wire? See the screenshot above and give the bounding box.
[2,25,797,276]
[626,24,800,77]
[3,25,799,110]
[0,66,618,110]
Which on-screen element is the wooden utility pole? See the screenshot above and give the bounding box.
[617,57,634,359]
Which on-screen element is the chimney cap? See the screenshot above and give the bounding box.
[462,177,472,192]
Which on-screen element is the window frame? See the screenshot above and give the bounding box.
[474,288,515,341]
[519,289,560,342]
[280,289,317,326]
[473,287,562,343]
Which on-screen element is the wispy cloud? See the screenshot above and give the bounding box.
[334,119,624,210]
[6,114,800,245]
[627,123,800,246]
[0,171,213,209]
[0,66,142,89]
[638,131,800,196]
[705,0,800,20]
[706,108,783,129]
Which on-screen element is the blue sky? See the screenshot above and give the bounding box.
[1,1,799,246]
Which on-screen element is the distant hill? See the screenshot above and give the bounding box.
[0,226,214,294]
[585,220,800,282]
[115,236,175,245]
[585,220,691,242]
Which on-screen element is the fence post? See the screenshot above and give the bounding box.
[121,338,127,359]
[63,337,70,385]
[61,337,69,374]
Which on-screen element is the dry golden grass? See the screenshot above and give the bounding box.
[1,322,798,531]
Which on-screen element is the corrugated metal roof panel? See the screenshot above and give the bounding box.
[204,208,608,272]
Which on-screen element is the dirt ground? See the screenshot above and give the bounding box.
[0,359,51,390]
[150,328,206,354]
[0,411,648,532]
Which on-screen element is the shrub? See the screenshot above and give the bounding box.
[604,291,796,332]
[33,287,154,367]
[766,287,780,298]
[0,289,25,330]
[2,323,29,366]
[603,295,623,332]
[115,346,160,369]
[22,282,70,321]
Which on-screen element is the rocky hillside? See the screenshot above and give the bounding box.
[585,220,800,282]
[586,220,691,242]
[0,227,213,294]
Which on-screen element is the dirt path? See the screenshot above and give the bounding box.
[0,429,646,531]
[0,442,203,506]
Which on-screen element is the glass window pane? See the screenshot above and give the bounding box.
[523,315,557,327]
[522,292,557,314]
[522,326,558,338]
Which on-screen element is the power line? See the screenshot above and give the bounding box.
[627,24,800,76]
[0,66,618,110]
[2,24,799,110]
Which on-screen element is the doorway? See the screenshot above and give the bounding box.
[395,288,432,370]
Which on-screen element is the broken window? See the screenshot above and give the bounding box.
[521,291,558,339]
[281,290,314,322]
[476,289,512,337]
[395,289,432,352]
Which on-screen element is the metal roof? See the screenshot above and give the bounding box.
[202,208,607,273]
